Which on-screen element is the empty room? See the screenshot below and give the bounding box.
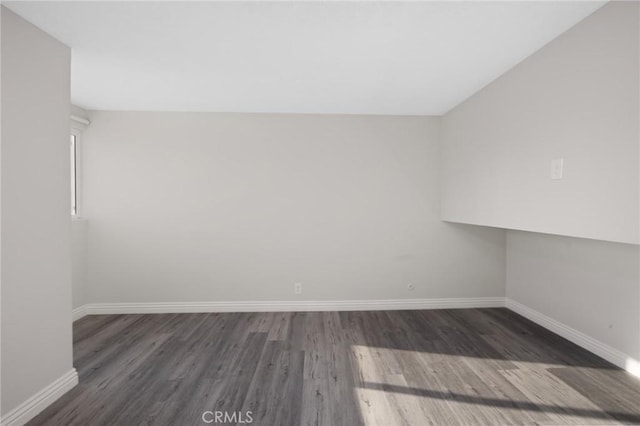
[1,1,639,425]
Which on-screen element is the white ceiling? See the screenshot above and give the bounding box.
[5,1,606,115]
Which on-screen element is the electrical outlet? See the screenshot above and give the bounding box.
[294,282,302,294]
[407,283,415,291]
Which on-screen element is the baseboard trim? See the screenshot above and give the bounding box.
[72,297,639,378]
[1,369,78,426]
[505,298,640,378]
[72,304,90,321]
[72,297,505,319]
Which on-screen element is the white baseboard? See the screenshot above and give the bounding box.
[505,298,640,378]
[1,369,78,426]
[72,296,505,320]
[72,304,90,321]
[72,297,640,379]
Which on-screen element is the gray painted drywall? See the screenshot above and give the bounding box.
[441,1,639,244]
[71,105,89,310]
[506,230,639,363]
[441,0,640,370]
[81,112,505,303]
[71,219,88,309]
[1,7,73,415]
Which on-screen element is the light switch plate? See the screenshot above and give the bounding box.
[551,158,564,180]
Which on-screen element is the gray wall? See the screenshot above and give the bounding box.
[71,219,88,309]
[81,112,505,303]
[71,105,89,310]
[1,7,74,415]
[506,231,639,363]
[441,1,639,244]
[439,1,640,367]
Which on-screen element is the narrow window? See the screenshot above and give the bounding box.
[71,134,77,215]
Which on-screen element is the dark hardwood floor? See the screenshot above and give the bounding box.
[28,308,640,425]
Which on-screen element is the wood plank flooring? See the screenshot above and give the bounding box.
[28,308,640,425]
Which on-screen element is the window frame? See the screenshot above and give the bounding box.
[70,113,89,217]
[70,133,78,216]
